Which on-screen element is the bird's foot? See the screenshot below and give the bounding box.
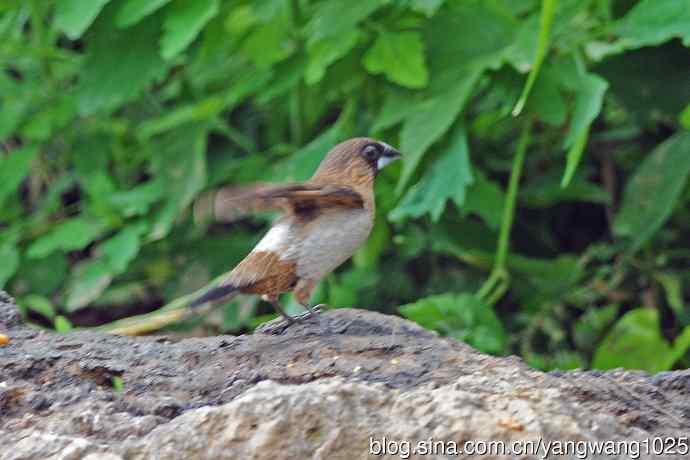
[255,304,326,335]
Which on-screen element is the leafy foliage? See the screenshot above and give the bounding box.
[1,0,690,373]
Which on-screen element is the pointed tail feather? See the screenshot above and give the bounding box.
[189,284,238,309]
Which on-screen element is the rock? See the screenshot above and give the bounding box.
[1,291,689,459]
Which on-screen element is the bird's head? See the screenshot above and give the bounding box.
[312,137,401,185]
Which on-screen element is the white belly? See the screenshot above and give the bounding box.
[294,209,373,281]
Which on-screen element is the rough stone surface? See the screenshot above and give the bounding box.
[1,291,690,459]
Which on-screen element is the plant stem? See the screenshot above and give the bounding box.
[477,119,532,304]
[289,0,305,145]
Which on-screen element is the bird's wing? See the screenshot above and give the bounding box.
[195,182,364,222]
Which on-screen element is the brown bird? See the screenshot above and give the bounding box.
[189,137,401,325]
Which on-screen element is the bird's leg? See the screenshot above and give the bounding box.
[264,295,295,324]
[293,279,327,320]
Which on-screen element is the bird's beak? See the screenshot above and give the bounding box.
[377,145,401,170]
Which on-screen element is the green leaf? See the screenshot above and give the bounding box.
[161,0,220,60]
[655,272,685,319]
[558,65,607,187]
[27,218,107,259]
[149,124,208,240]
[305,0,388,46]
[0,243,19,289]
[613,0,690,50]
[423,0,518,72]
[55,0,111,39]
[15,252,68,296]
[78,6,168,114]
[20,295,56,319]
[240,15,295,68]
[109,180,165,217]
[0,145,38,208]
[561,126,589,188]
[65,258,114,312]
[681,104,690,129]
[669,326,690,367]
[306,30,360,84]
[363,31,429,88]
[595,42,690,124]
[461,171,505,230]
[613,131,690,252]
[400,293,506,354]
[512,0,558,116]
[54,315,74,333]
[116,0,172,27]
[391,124,472,222]
[573,304,619,351]
[592,308,675,373]
[408,0,445,17]
[562,71,607,150]
[101,222,148,274]
[397,68,481,192]
[371,88,417,132]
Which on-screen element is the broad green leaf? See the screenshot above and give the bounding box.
[395,1,519,191]
[613,0,690,50]
[271,125,342,182]
[526,64,567,126]
[613,131,690,252]
[593,308,675,373]
[101,222,148,274]
[20,295,56,319]
[656,272,686,320]
[161,0,220,60]
[669,326,690,367]
[681,104,690,129]
[109,180,165,217]
[21,97,77,142]
[363,31,429,88]
[78,7,168,114]
[0,145,38,208]
[55,0,111,39]
[116,0,172,27]
[0,243,18,288]
[54,316,74,333]
[573,304,619,351]
[270,101,355,182]
[149,124,208,240]
[398,68,480,192]
[512,0,558,116]
[15,252,68,296]
[559,66,607,187]
[391,124,472,222]
[371,88,418,132]
[305,0,388,46]
[595,42,690,124]
[27,218,107,259]
[461,170,504,230]
[423,0,518,72]
[306,30,360,84]
[65,259,114,312]
[562,72,607,150]
[241,16,295,68]
[400,293,506,354]
[353,215,390,268]
[408,0,445,17]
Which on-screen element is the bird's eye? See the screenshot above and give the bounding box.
[362,143,382,160]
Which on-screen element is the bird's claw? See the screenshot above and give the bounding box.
[256,304,327,335]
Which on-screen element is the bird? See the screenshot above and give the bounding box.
[188,137,401,326]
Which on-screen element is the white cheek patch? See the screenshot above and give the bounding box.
[254,222,290,253]
[377,155,398,170]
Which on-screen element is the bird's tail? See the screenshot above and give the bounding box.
[189,284,238,309]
